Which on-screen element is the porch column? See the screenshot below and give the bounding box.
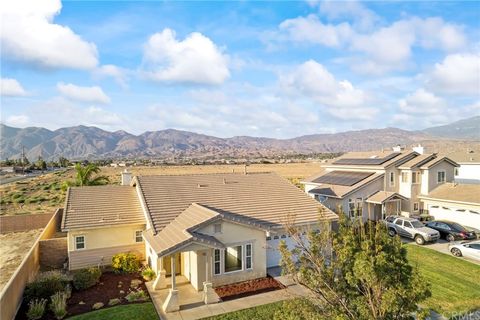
[153,257,167,290]
[203,250,219,304]
[162,255,179,312]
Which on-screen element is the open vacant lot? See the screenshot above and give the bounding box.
[0,163,320,216]
[0,229,42,290]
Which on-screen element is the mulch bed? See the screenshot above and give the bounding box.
[15,272,149,320]
[215,276,285,301]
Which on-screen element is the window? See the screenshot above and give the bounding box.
[224,246,243,273]
[214,249,221,275]
[401,172,409,183]
[75,235,85,250]
[135,230,143,243]
[280,234,287,239]
[395,219,403,226]
[273,235,279,240]
[437,171,446,183]
[412,172,420,184]
[389,172,395,187]
[404,221,413,228]
[348,198,363,218]
[214,223,222,233]
[266,236,271,241]
[454,168,459,176]
[245,244,252,269]
[413,202,419,212]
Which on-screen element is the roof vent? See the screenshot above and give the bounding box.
[197,184,208,188]
[369,155,378,159]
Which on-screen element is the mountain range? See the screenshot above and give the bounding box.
[1,116,478,161]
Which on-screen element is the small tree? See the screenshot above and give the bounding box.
[278,209,431,320]
[58,157,70,168]
[74,163,109,187]
[36,156,47,171]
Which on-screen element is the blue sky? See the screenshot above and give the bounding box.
[1,0,479,138]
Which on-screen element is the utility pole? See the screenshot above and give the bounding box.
[21,145,25,175]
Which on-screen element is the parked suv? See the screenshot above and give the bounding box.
[384,216,440,245]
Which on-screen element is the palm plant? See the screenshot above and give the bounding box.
[74,163,109,187]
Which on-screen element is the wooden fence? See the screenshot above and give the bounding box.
[0,209,63,320]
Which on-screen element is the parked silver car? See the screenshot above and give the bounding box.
[449,240,480,262]
[384,215,440,245]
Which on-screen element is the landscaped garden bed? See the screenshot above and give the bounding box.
[16,253,156,320]
[215,276,285,301]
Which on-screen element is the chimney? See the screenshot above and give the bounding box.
[121,169,132,186]
[412,144,424,155]
[392,145,402,152]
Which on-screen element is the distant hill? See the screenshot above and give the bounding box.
[0,116,478,160]
[421,116,480,140]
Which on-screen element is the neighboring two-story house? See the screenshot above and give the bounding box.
[302,146,459,222]
[448,149,480,184]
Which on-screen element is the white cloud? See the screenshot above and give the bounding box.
[4,98,125,131]
[398,89,447,115]
[319,0,379,30]
[142,28,230,85]
[279,15,353,47]
[1,0,98,69]
[57,83,111,104]
[280,60,377,120]
[426,53,480,95]
[93,65,129,89]
[1,78,28,97]
[5,115,30,127]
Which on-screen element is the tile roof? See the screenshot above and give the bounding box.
[398,154,437,169]
[136,172,337,233]
[62,185,145,231]
[446,150,480,164]
[144,203,269,257]
[419,183,480,205]
[418,156,458,169]
[366,191,407,204]
[308,172,384,198]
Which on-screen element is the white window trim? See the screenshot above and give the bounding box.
[213,223,222,234]
[413,202,419,212]
[401,172,409,183]
[213,243,253,276]
[134,230,143,243]
[213,249,221,275]
[437,170,446,184]
[74,235,86,250]
[389,172,395,187]
[412,172,420,184]
[245,243,253,270]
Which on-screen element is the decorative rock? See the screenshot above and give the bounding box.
[117,284,122,288]
[108,298,121,306]
[99,282,104,286]
[118,281,123,285]
[119,290,125,294]
[92,302,104,310]
[130,279,142,288]
[78,301,85,305]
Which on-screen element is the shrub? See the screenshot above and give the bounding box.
[50,292,67,320]
[141,267,156,281]
[24,271,70,303]
[26,298,47,320]
[108,298,121,306]
[73,267,102,290]
[125,289,149,302]
[112,253,140,273]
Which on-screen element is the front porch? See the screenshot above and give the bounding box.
[366,191,408,220]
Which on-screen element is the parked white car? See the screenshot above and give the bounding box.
[449,240,480,261]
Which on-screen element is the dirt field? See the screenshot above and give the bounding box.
[0,163,321,216]
[0,229,42,290]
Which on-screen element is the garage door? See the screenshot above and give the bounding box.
[428,205,480,229]
[266,234,299,267]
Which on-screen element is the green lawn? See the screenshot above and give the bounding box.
[406,244,480,316]
[202,301,285,320]
[67,303,158,320]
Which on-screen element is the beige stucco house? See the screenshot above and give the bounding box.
[61,171,337,312]
[302,146,460,222]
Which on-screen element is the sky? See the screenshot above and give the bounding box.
[1,0,479,138]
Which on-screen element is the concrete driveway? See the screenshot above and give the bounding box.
[403,238,480,265]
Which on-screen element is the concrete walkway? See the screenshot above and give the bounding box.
[146,273,309,320]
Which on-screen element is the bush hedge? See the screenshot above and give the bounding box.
[111,253,140,273]
[24,271,70,303]
[72,267,102,290]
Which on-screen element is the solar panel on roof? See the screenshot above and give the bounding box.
[333,152,401,165]
[312,171,374,186]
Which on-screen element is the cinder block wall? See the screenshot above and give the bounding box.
[0,213,54,234]
[39,238,68,269]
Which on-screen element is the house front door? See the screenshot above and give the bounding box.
[164,253,181,276]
